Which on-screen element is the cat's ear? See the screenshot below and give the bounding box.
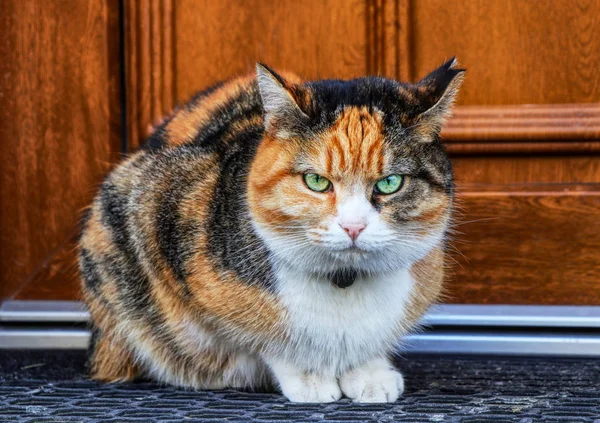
[412,58,465,141]
[256,63,310,139]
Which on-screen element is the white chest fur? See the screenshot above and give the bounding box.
[272,266,414,376]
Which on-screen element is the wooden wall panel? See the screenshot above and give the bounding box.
[443,104,600,143]
[447,188,600,305]
[453,156,600,185]
[405,0,600,105]
[175,0,369,101]
[12,0,595,305]
[1,0,122,300]
[124,0,175,150]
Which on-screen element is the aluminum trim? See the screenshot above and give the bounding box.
[4,301,600,328]
[0,329,89,349]
[403,332,600,356]
[0,301,89,323]
[421,304,600,328]
[2,328,600,356]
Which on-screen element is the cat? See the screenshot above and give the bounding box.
[78,58,463,403]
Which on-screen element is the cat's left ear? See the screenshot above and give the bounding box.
[256,63,311,139]
[413,58,465,141]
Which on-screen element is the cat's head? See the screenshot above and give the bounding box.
[248,60,464,278]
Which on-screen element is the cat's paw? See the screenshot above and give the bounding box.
[280,373,342,403]
[265,358,341,403]
[340,358,404,403]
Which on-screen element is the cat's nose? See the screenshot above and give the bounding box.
[340,222,367,241]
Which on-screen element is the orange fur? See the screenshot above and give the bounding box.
[406,246,445,328]
[166,75,255,146]
[90,323,139,382]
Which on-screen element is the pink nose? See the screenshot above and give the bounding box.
[340,222,367,241]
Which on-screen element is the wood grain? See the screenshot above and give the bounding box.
[127,1,600,150]
[453,156,600,185]
[366,0,400,77]
[13,232,81,301]
[124,0,404,146]
[443,104,600,143]
[175,0,372,102]
[446,142,600,156]
[405,0,600,105]
[0,0,121,300]
[124,0,175,149]
[447,188,600,305]
[9,0,600,308]
[397,0,411,82]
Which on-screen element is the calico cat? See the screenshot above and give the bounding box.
[79,59,464,403]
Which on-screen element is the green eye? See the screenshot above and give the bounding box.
[374,174,404,195]
[303,173,331,192]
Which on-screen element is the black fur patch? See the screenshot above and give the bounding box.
[190,86,263,153]
[154,151,206,291]
[79,248,103,294]
[205,129,277,291]
[328,268,360,289]
[143,119,171,151]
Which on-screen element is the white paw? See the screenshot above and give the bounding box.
[340,359,404,403]
[280,373,342,403]
[264,358,342,403]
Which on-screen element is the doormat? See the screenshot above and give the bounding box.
[1,350,599,422]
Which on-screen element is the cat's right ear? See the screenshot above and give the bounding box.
[256,63,310,139]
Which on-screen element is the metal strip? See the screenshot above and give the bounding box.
[2,328,600,357]
[4,301,600,328]
[0,329,89,349]
[422,304,600,328]
[0,301,89,323]
[3,301,600,356]
[403,332,600,357]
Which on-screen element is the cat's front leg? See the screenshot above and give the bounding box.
[264,357,342,403]
[339,357,404,403]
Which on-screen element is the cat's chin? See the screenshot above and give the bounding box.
[277,249,406,277]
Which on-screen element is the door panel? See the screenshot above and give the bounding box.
[453,157,600,185]
[406,0,600,105]
[6,0,600,304]
[1,0,122,301]
[450,186,600,304]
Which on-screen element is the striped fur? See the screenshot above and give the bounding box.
[79,59,464,402]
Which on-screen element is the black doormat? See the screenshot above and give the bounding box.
[1,350,599,422]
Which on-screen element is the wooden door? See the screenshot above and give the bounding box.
[0,0,122,300]
[3,0,600,305]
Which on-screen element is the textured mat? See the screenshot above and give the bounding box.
[0,350,599,422]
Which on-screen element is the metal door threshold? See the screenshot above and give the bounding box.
[2,300,600,356]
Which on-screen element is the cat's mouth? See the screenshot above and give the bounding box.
[326,246,370,259]
[324,240,368,252]
[335,243,379,256]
